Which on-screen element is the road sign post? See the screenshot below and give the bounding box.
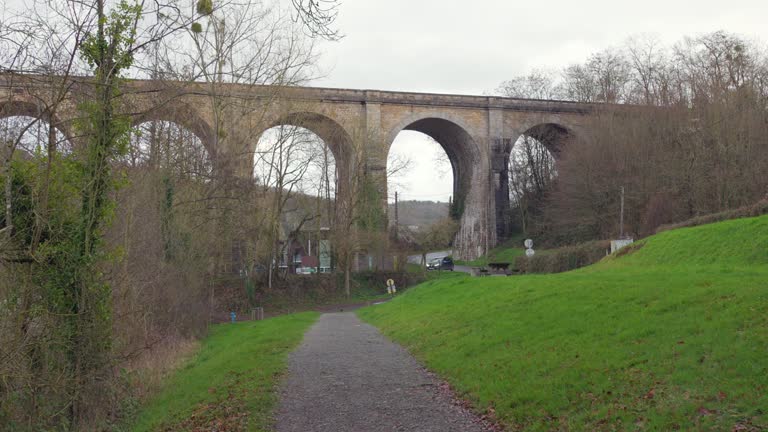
[524,239,535,258]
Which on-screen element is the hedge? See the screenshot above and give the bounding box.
[655,198,768,233]
[515,240,611,274]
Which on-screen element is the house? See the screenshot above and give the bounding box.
[277,225,333,274]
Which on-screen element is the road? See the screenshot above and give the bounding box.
[407,250,472,274]
[274,313,492,432]
[406,249,452,265]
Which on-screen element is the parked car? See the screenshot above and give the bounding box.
[427,256,454,271]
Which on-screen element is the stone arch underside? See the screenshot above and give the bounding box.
[388,116,484,259]
[516,122,574,158]
[260,112,354,169]
[0,100,76,147]
[252,111,356,208]
[401,118,478,219]
[495,121,575,241]
[132,102,216,160]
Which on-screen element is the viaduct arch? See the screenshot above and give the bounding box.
[0,73,594,259]
[0,99,77,150]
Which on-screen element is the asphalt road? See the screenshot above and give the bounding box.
[406,249,452,265]
[407,250,473,274]
[274,312,491,432]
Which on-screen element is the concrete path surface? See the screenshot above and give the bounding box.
[275,312,491,432]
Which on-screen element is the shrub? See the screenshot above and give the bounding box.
[515,240,610,274]
[656,198,768,233]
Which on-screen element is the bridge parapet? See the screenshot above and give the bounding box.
[2,72,595,112]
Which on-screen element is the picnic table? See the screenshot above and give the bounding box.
[489,262,515,276]
[487,262,510,272]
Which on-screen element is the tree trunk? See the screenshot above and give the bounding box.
[3,138,12,241]
[268,249,274,290]
[3,128,14,241]
[31,121,57,250]
[344,253,351,298]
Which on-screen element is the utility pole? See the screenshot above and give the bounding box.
[619,186,625,239]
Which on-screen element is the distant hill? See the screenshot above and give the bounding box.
[388,200,449,230]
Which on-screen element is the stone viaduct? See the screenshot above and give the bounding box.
[0,73,594,259]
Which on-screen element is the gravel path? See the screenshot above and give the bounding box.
[274,312,492,432]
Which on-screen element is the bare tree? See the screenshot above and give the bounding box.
[254,125,327,288]
[290,0,342,41]
[508,135,556,235]
[496,69,560,100]
[0,0,339,427]
[499,31,768,244]
[626,35,668,105]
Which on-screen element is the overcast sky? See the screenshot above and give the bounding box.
[308,0,768,203]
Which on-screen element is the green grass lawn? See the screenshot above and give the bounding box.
[129,312,318,432]
[359,215,768,431]
[456,239,526,267]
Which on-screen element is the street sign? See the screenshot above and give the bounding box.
[525,248,535,257]
[524,239,533,249]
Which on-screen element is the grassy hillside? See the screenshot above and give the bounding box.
[388,200,449,229]
[130,312,318,432]
[612,215,768,268]
[359,215,768,431]
[456,237,526,267]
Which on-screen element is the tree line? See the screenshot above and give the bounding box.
[500,31,768,243]
[0,0,343,429]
